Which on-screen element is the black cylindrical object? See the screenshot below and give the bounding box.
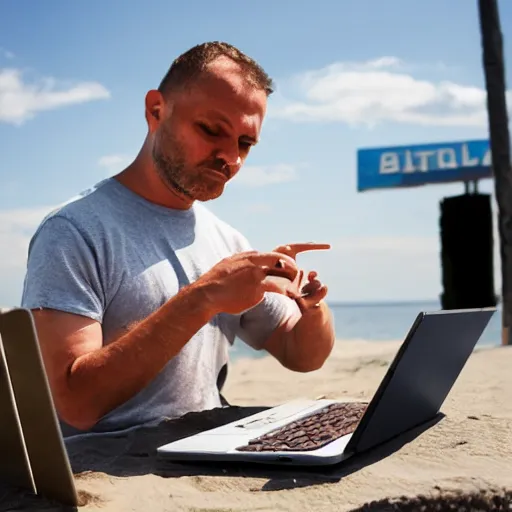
[440,193,496,310]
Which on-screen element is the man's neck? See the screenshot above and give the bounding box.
[114,160,193,211]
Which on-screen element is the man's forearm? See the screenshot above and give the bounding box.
[66,282,215,429]
[264,302,335,372]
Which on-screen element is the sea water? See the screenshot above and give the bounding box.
[229,300,502,361]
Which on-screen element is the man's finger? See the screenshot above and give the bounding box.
[262,275,300,298]
[274,243,331,258]
[294,269,305,288]
[297,285,328,311]
[253,252,299,283]
[301,280,323,295]
[248,251,298,272]
[261,265,299,282]
[289,243,331,255]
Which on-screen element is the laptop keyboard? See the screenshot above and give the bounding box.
[235,402,368,452]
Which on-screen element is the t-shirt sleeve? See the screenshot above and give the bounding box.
[236,292,303,350]
[21,215,105,322]
[225,228,303,350]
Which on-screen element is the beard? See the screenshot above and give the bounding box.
[151,123,227,203]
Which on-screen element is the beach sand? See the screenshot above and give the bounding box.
[1,339,511,511]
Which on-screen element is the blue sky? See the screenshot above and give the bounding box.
[1,0,511,305]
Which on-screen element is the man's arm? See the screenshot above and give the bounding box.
[237,243,335,372]
[24,216,299,430]
[262,300,335,372]
[236,291,335,372]
[33,282,214,431]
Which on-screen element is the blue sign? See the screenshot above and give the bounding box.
[357,139,493,192]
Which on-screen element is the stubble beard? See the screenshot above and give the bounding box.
[151,132,225,203]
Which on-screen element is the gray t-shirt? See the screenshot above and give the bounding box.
[21,178,299,437]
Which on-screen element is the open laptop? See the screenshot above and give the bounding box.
[157,307,496,466]
[0,307,78,507]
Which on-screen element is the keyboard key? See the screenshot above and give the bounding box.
[236,402,368,452]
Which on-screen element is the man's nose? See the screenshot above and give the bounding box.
[217,143,242,171]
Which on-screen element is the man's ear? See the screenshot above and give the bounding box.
[145,89,165,132]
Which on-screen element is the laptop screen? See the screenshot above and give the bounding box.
[346,308,495,454]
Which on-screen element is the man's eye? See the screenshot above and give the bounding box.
[199,123,218,136]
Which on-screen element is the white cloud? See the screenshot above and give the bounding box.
[232,164,298,187]
[97,156,298,185]
[0,206,54,270]
[98,154,131,175]
[271,57,512,128]
[0,68,110,125]
[0,206,56,306]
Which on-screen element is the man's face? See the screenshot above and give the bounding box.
[149,58,267,202]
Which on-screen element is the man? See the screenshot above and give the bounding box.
[21,41,335,438]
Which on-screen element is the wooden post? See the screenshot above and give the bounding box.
[478,0,512,345]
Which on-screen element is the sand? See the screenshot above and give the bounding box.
[1,339,511,512]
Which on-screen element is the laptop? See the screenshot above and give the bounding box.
[0,307,78,507]
[157,307,496,466]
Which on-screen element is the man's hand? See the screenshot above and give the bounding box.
[297,270,328,311]
[264,242,334,372]
[272,243,330,312]
[197,250,300,315]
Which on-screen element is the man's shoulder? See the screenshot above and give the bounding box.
[48,178,113,218]
[33,178,117,240]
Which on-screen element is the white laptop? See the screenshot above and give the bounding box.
[157,307,495,466]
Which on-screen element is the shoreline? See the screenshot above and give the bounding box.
[229,335,502,362]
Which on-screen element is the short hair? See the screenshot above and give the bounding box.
[158,41,274,97]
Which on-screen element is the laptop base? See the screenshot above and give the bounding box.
[157,399,358,466]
